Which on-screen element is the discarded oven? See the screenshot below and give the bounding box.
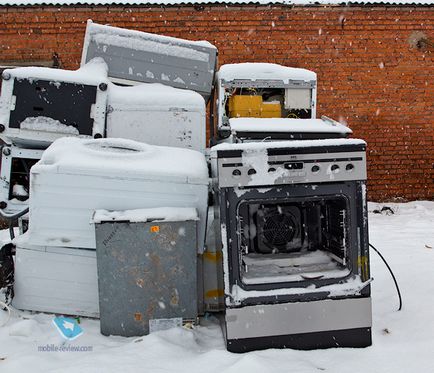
[0,59,109,148]
[210,139,372,352]
[0,144,43,214]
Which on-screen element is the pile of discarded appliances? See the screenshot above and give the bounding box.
[0,20,372,352]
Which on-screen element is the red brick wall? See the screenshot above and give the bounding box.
[0,5,432,201]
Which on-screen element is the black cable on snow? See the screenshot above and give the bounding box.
[370,243,403,311]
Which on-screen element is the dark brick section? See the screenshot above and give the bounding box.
[0,5,432,201]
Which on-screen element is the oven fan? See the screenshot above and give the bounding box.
[256,206,302,254]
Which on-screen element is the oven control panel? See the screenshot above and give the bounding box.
[214,150,367,188]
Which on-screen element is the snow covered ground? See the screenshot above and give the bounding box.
[0,201,433,373]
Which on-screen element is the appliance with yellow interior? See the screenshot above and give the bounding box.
[217,63,317,136]
[228,95,281,118]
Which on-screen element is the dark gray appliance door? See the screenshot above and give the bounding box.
[10,79,98,135]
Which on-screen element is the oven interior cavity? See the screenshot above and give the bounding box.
[238,195,351,285]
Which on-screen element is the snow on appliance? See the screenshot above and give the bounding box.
[210,138,372,352]
[106,83,206,153]
[81,20,217,103]
[215,63,317,141]
[0,144,43,215]
[12,137,209,317]
[0,58,109,149]
[228,116,352,142]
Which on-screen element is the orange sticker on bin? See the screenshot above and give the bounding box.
[150,225,160,233]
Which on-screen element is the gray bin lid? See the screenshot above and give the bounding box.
[81,20,217,103]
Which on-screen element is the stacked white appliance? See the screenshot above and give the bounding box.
[13,137,209,317]
[106,83,206,153]
[0,60,109,215]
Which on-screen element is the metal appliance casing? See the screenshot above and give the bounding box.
[106,84,206,153]
[0,66,108,148]
[81,20,218,103]
[94,219,197,337]
[216,64,317,132]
